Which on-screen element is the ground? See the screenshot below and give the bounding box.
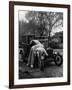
[19,49,63,79]
[19,62,63,79]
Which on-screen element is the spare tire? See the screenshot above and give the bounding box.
[54,54,63,66]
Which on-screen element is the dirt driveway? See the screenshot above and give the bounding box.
[19,61,63,79]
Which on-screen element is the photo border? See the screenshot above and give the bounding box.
[9,1,70,89]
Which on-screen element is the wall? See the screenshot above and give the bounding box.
[0,0,72,90]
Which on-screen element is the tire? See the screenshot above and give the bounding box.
[54,54,63,66]
[40,60,44,71]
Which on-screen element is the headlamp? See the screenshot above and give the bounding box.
[54,51,57,54]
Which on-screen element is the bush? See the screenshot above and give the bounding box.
[49,41,60,49]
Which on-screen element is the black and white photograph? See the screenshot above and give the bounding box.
[19,10,63,79]
[9,1,70,88]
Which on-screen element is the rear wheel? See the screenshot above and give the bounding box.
[54,55,63,66]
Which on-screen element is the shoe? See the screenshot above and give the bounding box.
[30,65,33,69]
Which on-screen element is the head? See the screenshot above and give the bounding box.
[29,40,36,48]
[30,40,40,48]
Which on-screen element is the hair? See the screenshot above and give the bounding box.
[30,40,37,47]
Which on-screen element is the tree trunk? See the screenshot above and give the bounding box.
[48,26,51,47]
[48,32,51,47]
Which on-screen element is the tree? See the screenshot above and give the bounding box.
[25,11,47,36]
[25,11,63,46]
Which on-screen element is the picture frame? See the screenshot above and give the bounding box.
[9,1,70,89]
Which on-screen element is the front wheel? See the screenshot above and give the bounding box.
[54,54,63,66]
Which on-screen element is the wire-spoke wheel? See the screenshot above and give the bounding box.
[54,55,63,66]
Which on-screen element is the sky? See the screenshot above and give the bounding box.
[19,11,63,36]
[19,10,28,22]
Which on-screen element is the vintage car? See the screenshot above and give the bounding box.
[36,47,63,71]
[19,41,63,71]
